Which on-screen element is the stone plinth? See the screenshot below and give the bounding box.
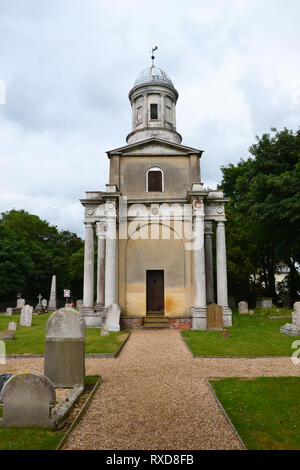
[44,308,85,388]
[0,371,55,428]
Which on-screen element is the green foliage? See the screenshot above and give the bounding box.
[0,209,84,301]
[181,312,296,356]
[210,377,300,450]
[220,128,300,303]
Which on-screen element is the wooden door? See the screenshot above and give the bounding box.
[146,270,164,313]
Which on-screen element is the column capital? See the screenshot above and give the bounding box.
[96,221,106,238]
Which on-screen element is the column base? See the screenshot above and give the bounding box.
[222,306,232,326]
[191,307,207,330]
[80,306,102,328]
[95,303,106,323]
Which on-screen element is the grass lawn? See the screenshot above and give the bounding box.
[210,377,300,450]
[182,312,297,357]
[0,313,129,355]
[0,376,99,450]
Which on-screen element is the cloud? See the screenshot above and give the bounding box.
[0,0,299,236]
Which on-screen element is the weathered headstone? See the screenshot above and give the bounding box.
[256,298,272,309]
[16,297,25,309]
[44,308,85,387]
[103,303,121,332]
[42,299,48,309]
[8,322,17,331]
[249,310,255,315]
[6,308,12,316]
[281,302,300,336]
[238,301,248,314]
[206,303,223,330]
[76,299,83,309]
[20,305,33,327]
[0,330,15,340]
[0,371,55,428]
[48,275,57,311]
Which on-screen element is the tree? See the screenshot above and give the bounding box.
[0,209,84,302]
[221,128,300,304]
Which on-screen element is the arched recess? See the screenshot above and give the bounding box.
[125,222,186,316]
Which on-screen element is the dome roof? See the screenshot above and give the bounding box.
[133,66,174,88]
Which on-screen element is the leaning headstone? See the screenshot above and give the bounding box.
[44,308,85,387]
[8,322,17,331]
[48,275,57,311]
[0,330,15,340]
[103,303,121,332]
[20,305,33,327]
[238,301,248,314]
[281,302,300,336]
[6,308,12,316]
[0,371,55,428]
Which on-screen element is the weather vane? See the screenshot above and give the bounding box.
[150,46,158,66]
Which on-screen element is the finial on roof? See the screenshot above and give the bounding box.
[150,46,158,66]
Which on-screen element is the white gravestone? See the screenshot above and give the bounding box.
[8,322,17,331]
[6,308,12,316]
[41,299,48,308]
[238,301,248,314]
[103,303,121,332]
[20,305,33,326]
[0,371,56,428]
[292,302,300,327]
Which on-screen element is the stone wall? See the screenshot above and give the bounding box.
[168,317,192,329]
[120,316,143,330]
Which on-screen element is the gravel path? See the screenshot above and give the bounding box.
[1,329,299,450]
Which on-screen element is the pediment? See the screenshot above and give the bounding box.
[106,137,203,157]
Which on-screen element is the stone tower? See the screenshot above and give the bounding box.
[80,59,232,330]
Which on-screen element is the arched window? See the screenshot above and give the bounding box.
[146,167,164,192]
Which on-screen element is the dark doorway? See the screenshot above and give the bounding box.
[148,170,162,192]
[146,270,164,314]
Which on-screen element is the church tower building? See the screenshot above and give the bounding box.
[80,58,232,330]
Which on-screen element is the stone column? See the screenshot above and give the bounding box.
[105,201,117,307]
[191,201,207,329]
[204,222,214,305]
[95,222,106,323]
[216,221,232,326]
[82,222,95,317]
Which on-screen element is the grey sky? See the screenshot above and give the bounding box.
[0,0,299,237]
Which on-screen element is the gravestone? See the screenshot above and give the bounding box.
[0,371,55,428]
[0,330,15,340]
[20,305,33,326]
[44,308,85,387]
[6,308,12,316]
[48,275,57,311]
[42,299,48,309]
[76,299,83,309]
[103,303,121,332]
[8,322,17,331]
[206,303,223,330]
[238,301,248,314]
[280,302,300,337]
[16,297,25,309]
[256,298,272,309]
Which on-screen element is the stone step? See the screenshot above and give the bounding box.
[144,317,168,323]
[142,324,169,328]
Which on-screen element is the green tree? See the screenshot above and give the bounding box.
[221,128,300,304]
[0,210,84,303]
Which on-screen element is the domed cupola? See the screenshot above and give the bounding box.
[127,48,182,145]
